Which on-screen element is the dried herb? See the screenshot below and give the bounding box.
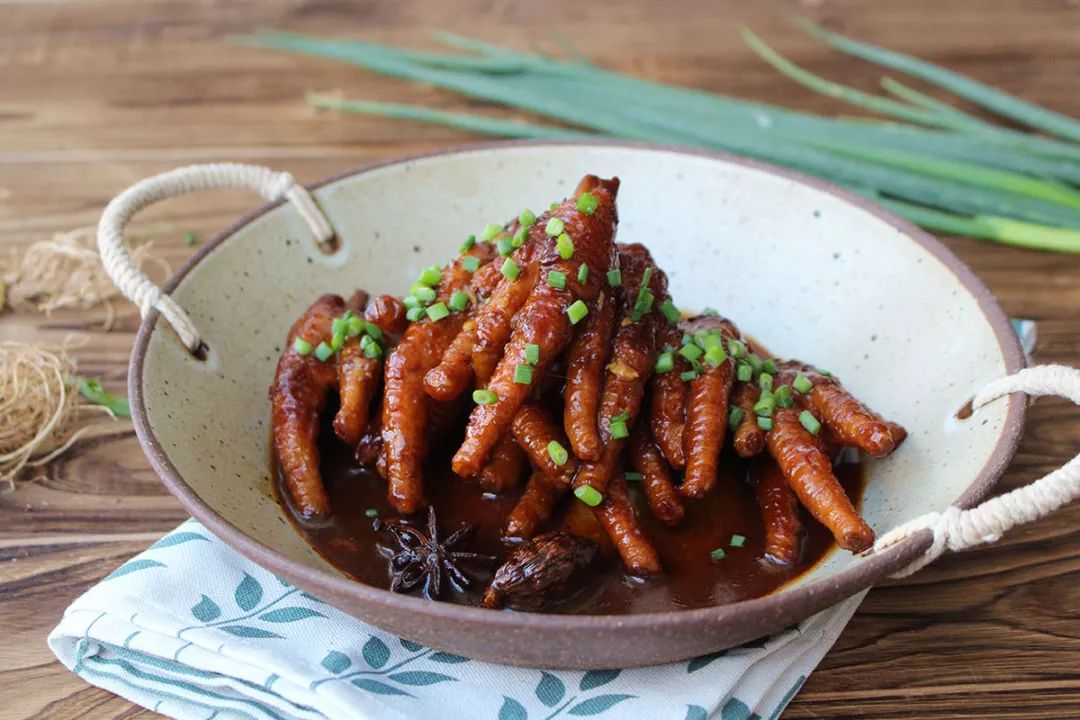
[380,507,494,600]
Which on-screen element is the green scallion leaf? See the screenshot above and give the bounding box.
[736,363,753,383]
[730,534,747,548]
[545,217,565,236]
[548,440,569,466]
[574,484,603,507]
[473,388,498,405]
[77,378,131,418]
[524,343,540,365]
[418,265,442,287]
[413,285,437,303]
[460,235,476,253]
[576,191,599,214]
[758,372,774,392]
[497,236,514,257]
[331,317,347,337]
[577,263,589,284]
[727,338,747,358]
[314,341,334,361]
[679,343,703,362]
[556,232,575,259]
[704,345,727,368]
[519,208,537,227]
[547,270,567,289]
[728,406,745,430]
[426,302,450,321]
[513,363,533,385]
[774,384,794,408]
[606,269,621,287]
[609,419,629,439]
[710,547,727,561]
[747,354,764,376]
[658,299,680,325]
[512,226,528,248]
[365,508,379,518]
[292,338,313,355]
[757,416,774,431]
[449,290,470,312]
[462,255,481,273]
[762,358,779,375]
[347,316,365,337]
[406,307,424,322]
[793,372,813,393]
[330,333,345,351]
[361,336,383,359]
[479,223,502,242]
[800,410,822,435]
[753,393,776,417]
[654,351,675,373]
[403,295,421,310]
[566,299,589,324]
[501,257,521,280]
[680,369,698,382]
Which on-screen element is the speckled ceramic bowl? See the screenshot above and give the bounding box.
[128,141,1025,669]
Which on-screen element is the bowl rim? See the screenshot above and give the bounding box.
[129,139,1026,635]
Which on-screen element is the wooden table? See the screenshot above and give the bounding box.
[2,1,1078,717]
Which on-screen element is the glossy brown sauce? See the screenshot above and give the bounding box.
[275,408,864,615]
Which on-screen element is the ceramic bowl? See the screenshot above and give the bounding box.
[129,141,1025,668]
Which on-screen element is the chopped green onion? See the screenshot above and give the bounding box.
[730,534,747,548]
[403,295,421,310]
[364,508,379,518]
[497,236,514,256]
[449,290,470,312]
[292,338,313,355]
[426,302,450,321]
[548,440,569,466]
[545,217,565,236]
[524,343,540,365]
[793,373,814,393]
[630,288,655,322]
[729,406,745,430]
[479,223,502,242]
[330,333,345,351]
[774,384,794,408]
[704,346,728,368]
[577,264,589,284]
[462,255,481,273]
[747,353,764,375]
[556,232,575,259]
[800,410,822,435]
[183,231,199,247]
[361,335,383,359]
[314,341,334,361]
[501,257,521,280]
[413,285,437,303]
[519,208,536,227]
[710,547,727,561]
[513,363,533,385]
[549,201,558,210]
[736,363,753,383]
[658,299,680,325]
[574,484,603,507]
[728,338,747,358]
[576,191,599,215]
[418,265,442,287]
[472,388,498,405]
[654,351,675,373]
[406,307,424,322]
[611,412,630,423]
[547,270,567,289]
[363,321,383,341]
[566,299,589,324]
[680,370,698,382]
[77,377,131,417]
[692,331,709,349]
[460,235,476,253]
[753,393,776,417]
[817,368,833,377]
[625,471,644,481]
[757,416,774,431]
[606,269,622,287]
[512,226,528,248]
[347,316,365,337]
[758,373,774,392]
[762,358,779,375]
[702,307,720,317]
[679,343,703,362]
[331,317,347,337]
[609,419,629,439]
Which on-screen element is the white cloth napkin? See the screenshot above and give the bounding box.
[49,518,865,720]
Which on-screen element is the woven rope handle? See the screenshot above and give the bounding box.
[97,163,335,353]
[877,364,1080,577]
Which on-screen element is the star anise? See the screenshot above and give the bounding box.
[379,507,495,600]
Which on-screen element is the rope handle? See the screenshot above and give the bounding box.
[96,163,336,354]
[876,364,1080,577]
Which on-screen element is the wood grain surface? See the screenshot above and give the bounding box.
[2,1,1078,718]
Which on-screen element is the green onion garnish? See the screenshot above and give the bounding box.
[460,235,476,253]
[630,288,655,322]
[331,317,347,337]
[78,377,131,417]
[576,191,599,215]
[800,410,822,435]
[361,335,383,359]
[314,341,334,361]
[472,388,498,405]
[625,471,644,481]
[513,363,533,385]
[426,302,450,321]
[704,346,727,368]
[547,270,567,289]
[479,223,502,242]
[654,351,675,373]
[680,370,698,382]
[658,299,680,325]
[611,412,630,423]
[462,255,481,273]
[413,285,437,303]
[702,307,720,317]
[566,299,589,324]
[609,419,629,439]
[817,368,832,377]
[497,236,514,257]
[710,547,727,561]
[747,353,764,375]
[754,394,776,417]
[548,440,569,466]
[524,343,540,365]
[758,372,774,392]
[556,232,575,259]
[449,291,470,312]
[728,339,747,359]
[183,231,199,247]
[365,508,379,518]
[606,269,622,287]
[363,321,383,341]
[574,484,603,507]
[793,373,814,393]
[403,295,420,310]
[292,338,313,355]
[501,257,521,280]
[347,316,365,337]
[774,384,794,408]
[577,264,589,284]
[730,534,747,548]
[418,265,442,287]
[519,208,536,227]
[512,226,528,248]
[757,416,774,431]
[728,406,745,430]
[330,333,345,351]
[406,307,424,322]
[763,358,779,375]
[545,217,565,236]
[736,363,753,383]
[679,343,703,362]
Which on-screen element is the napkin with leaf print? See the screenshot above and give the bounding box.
[49,518,863,720]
